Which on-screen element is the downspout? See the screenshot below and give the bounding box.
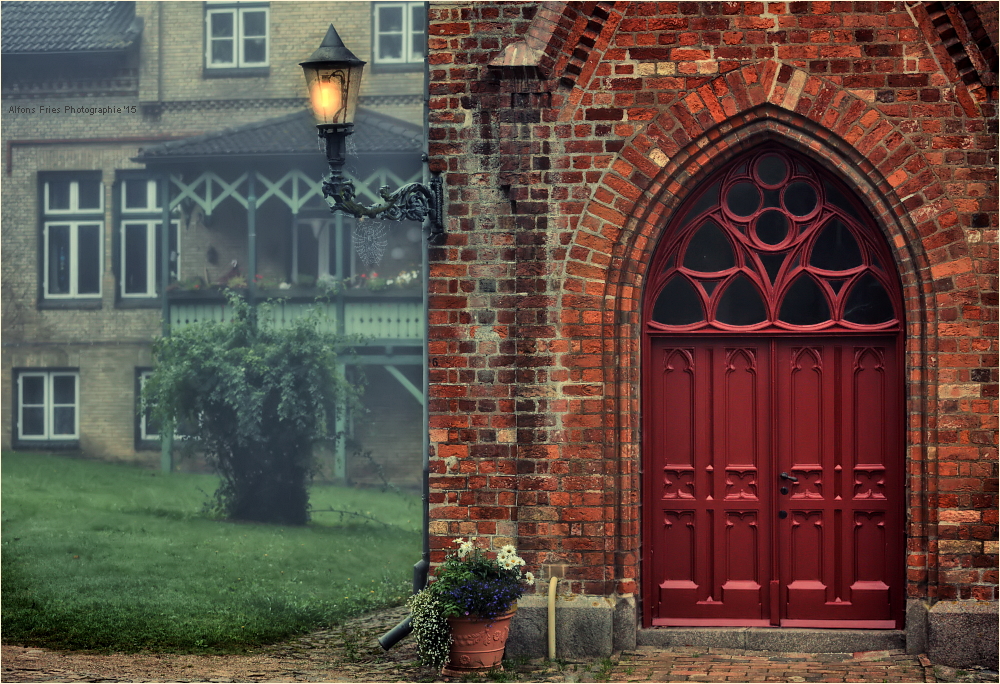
[378,0,432,650]
[159,172,173,473]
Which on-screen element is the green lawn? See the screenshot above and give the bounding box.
[1,451,421,653]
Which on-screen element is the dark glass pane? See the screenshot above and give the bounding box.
[379,34,403,59]
[779,274,831,325]
[784,182,817,216]
[701,280,720,296]
[169,222,179,283]
[809,219,863,271]
[21,407,45,436]
[21,376,44,405]
[680,181,721,226]
[411,5,426,57]
[757,155,787,185]
[77,224,101,295]
[124,223,148,294]
[47,180,70,210]
[211,12,234,37]
[297,223,320,279]
[243,10,266,36]
[52,407,75,436]
[734,162,748,175]
[661,254,675,272]
[758,252,787,284]
[243,38,266,63]
[827,278,847,294]
[125,180,147,209]
[212,39,233,64]
[652,275,704,325]
[683,221,735,272]
[762,188,781,208]
[379,6,403,32]
[727,182,760,216]
[48,224,70,294]
[795,160,810,175]
[52,375,75,404]
[755,210,788,245]
[843,272,895,324]
[715,274,767,326]
[823,179,863,221]
[77,180,101,210]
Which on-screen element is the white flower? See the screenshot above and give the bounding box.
[500,556,517,570]
[499,544,517,557]
[456,537,475,558]
[525,572,535,584]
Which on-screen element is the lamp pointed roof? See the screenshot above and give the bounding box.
[300,24,366,68]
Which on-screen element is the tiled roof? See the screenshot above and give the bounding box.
[134,108,423,162]
[1,1,142,54]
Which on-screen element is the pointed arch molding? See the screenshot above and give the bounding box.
[567,64,952,596]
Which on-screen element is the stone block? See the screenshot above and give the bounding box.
[928,600,999,669]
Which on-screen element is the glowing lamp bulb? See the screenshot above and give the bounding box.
[312,79,343,124]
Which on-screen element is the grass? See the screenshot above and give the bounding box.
[1,451,422,653]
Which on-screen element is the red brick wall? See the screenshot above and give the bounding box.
[426,1,997,603]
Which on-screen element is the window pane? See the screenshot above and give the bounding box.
[52,375,76,404]
[169,222,179,283]
[212,38,234,64]
[297,223,320,279]
[243,37,266,64]
[410,4,425,58]
[379,34,403,60]
[21,376,45,405]
[48,180,71,210]
[683,221,735,272]
[756,155,787,186]
[48,225,71,294]
[22,407,45,436]
[124,180,148,209]
[211,12,234,37]
[77,224,101,295]
[77,179,101,210]
[715,274,767,326]
[809,219,863,271]
[124,223,149,294]
[652,275,703,326]
[754,210,788,245]
[410,30,425,60]
[783,181,817,216]
[52,407,75,436]
[679,181,720,226]
[843,272,894,324]
[726,182,760,216]
[242,10,266,36]
[778,274,830,325]
[379,6,403,32]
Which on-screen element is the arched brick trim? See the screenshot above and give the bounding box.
[562,72,961,598]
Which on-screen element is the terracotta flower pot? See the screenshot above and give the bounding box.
[442,606,516,675]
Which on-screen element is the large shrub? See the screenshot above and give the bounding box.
[143,294,363,525]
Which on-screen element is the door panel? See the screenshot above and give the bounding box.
[648,336,901,628]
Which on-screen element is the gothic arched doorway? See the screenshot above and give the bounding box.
[641,145,905,628]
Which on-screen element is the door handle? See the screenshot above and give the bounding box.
[780,472,798,483]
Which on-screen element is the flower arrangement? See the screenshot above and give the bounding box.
[407,537,534,669]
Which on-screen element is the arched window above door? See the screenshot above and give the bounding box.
[646,147,901,333]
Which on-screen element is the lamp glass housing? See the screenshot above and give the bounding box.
[303,62,364,126]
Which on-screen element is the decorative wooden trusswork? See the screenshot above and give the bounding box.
[644,146,904,629]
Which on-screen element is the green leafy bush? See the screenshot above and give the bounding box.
[143,293,363,525]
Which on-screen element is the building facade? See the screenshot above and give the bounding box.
[2,1,429,487]
[424,0,997,667]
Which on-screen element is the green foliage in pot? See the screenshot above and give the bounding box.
[142,293,364,525]
[409,538,535,668]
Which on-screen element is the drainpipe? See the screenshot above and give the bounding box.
[378,1,432,650]
[159,172,173,473]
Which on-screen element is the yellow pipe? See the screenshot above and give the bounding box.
[548,576,558,660]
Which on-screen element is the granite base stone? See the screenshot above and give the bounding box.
[927,600,999,669]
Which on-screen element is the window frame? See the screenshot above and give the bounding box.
[39,174,104,302]
[371,2,426,71]
[136,369,193,446]
[119,218,181,299]
[204,3,270,73]
[15,370,80,443]
[116,175,180,302]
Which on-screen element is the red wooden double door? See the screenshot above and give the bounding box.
[641,147,904,628]
[646,336,903,627]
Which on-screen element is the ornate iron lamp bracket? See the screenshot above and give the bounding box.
[319,124,445,244]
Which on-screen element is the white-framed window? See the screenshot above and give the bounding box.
[137,370,193,442]
[205,3,269,69]
[373,2,425,65]
[121,220,180,298]
[294,217,339,283]
[121,178,161,213]
[17,371,79,441]
[44,221,103,298]
[41,176,103,300]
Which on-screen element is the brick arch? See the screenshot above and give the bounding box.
[563,73,954,595]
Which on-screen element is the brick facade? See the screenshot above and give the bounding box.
[425,0,997,662]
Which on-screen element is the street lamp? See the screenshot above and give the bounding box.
[300,24,444,241]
